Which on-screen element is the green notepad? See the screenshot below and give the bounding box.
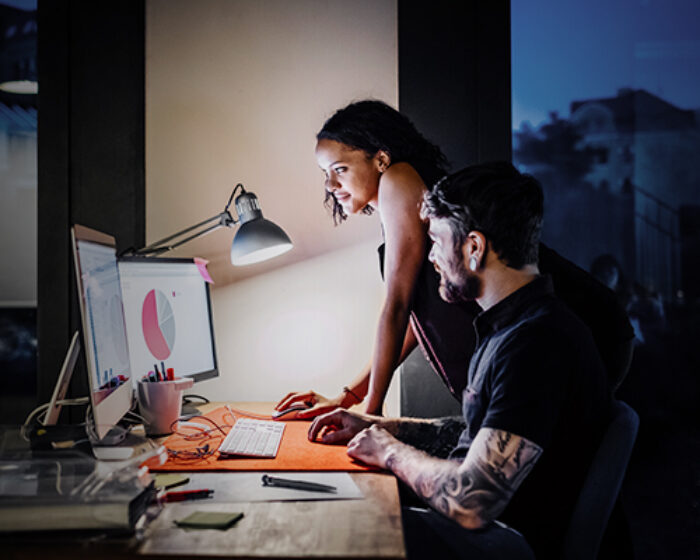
[154,473,190,490]
[174,511,244,530]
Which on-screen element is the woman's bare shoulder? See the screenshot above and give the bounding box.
[383,162,424,185]
[379,163,426,207]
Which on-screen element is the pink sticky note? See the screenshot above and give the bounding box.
[194,257,214,284]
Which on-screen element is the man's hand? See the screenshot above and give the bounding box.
[308,409,375,445]
[347,425,401,469]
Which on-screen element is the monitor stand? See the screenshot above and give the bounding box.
[44,331,81,426]
[28,331,92,454]
[180,393,209,418]
[37,331,136,458]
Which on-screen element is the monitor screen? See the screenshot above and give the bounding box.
[71,225,133,440]
[117,257,218,385]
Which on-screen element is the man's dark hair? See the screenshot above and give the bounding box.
[317,99,449,223]
[422,162,544,269]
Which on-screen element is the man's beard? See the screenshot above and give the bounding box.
[438,254,481,303]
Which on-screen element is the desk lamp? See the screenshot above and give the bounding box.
[129,183,292,265]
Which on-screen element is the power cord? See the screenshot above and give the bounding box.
[21,397,90,442]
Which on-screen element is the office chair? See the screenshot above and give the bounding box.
[562,400,639,560]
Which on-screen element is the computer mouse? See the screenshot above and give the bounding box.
[272,403,311,420]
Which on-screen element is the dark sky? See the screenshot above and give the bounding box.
[512,0,700,129]
[2,0,697,132]
[0,0,34,10]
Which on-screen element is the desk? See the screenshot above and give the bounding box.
[5,402,406,559]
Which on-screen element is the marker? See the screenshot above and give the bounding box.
[166,367,174,381]
[161,361,166,380]
[162,489,214,502]
[261,475,337,493]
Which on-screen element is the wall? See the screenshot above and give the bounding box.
[145,0,400,412]
[206,241,386,405]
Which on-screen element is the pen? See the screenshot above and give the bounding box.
[261,474,337,493]
[162,489,214,502]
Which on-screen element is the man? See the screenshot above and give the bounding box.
[309,162,611,559]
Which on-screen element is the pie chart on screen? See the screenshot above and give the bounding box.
[141,289,176,360]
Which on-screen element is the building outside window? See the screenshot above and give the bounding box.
[0,0,37,418]
[512,1,700,557]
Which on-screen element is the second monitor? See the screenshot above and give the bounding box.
[118,257,218,386]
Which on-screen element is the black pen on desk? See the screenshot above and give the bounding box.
[261,474,337,493]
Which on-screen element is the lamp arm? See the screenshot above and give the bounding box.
[224,183,246,212]
[134,211,236,256]
[121,184,249,258]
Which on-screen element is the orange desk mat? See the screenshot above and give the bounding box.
[143,406,373,472]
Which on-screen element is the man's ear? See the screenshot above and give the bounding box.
[463,231,487,270]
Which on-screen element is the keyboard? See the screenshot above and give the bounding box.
[218,418,285,458]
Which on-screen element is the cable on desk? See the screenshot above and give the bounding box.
[224,405,274,420]
[166,442,216,461]
[163,405,274,463]
[164,413,232,462]
[182,393,210,406]
[20,397,90,442]
[170,414,230,439]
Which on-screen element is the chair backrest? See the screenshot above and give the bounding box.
[562,400,639,560]
[399,347,462,418]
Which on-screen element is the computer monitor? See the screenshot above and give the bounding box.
[71,225,133,441]
[117,257,218,386]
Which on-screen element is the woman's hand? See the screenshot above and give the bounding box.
[274,390,345,420]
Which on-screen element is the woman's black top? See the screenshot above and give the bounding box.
[378,242,634,397]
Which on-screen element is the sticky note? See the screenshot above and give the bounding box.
[174,511,244,530]
[154,473,190,490]
[194,257,214,284]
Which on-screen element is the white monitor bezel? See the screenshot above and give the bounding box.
[71,224,133,441]
[117,256,219,384]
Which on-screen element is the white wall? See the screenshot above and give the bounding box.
[146,0,398,284]
[203,240,401,413]
[146,0,400,413]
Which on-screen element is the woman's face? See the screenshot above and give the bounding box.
[315,138,383,215]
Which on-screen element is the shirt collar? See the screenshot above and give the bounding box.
[474,275,555,334]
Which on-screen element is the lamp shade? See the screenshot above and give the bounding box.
[230,189,292,265]
[230,218,293,266]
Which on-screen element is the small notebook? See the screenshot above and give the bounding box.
[174,511,244,530]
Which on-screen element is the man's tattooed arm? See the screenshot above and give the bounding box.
[385,427,542,529]
[385,416,465,458]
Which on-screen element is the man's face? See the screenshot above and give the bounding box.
[427,217,481,303]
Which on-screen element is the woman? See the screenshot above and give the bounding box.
[276,100,634,418]
[276,99,452,417]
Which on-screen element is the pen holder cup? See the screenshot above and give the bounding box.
[136,377,194,436]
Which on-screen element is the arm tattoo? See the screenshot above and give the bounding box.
[395,416,466,458]
[400,428,542,528]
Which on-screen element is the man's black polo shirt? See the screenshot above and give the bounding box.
[450,275,611,559]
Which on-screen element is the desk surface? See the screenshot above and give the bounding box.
[5,402,406,560]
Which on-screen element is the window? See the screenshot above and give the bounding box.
[512,3,700,557]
